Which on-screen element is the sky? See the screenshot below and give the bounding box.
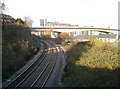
[2,0,119,29]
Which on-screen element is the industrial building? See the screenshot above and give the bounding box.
[40,19,79,27]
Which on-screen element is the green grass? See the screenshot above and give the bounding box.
[63,41,119,87]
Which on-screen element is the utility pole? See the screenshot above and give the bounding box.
[0,0,3,87]
[0,0,6,29]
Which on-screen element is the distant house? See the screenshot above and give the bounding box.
[96,34,118,42]
[40,19,79,27]
[74,34,118,42]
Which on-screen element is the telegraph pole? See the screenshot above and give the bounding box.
[0,0,6,29]
[0,0,3,87]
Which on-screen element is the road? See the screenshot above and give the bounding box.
[2,37,66,88]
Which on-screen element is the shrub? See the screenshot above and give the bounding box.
[2,23,39,81]
[63,41,119,87]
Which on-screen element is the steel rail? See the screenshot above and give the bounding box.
[13,49,49,89]
[17,41,54,88]
[3,40,61,89]
[29,41,59,88]
[40,41,60,88]
[29,51,54,88]
[2,41,48,89]
[14,41,53,88]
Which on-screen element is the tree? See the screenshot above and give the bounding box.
[0,1,8,14]
[58,32,72,40]
[44,28,52,37]
[0,2,6,13]
[14,18,24,24]
[23,16,33,27]
[0,2,7,28]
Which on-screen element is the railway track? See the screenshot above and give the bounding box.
[2,39,60,88]
[29,41,58,88]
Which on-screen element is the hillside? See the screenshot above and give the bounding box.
[2,23,39,81]
[63,40,119,87]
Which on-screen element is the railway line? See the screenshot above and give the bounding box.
[2,39,62,88]
[29,43,58,88]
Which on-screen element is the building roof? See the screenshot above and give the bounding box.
[74,35,94,39]
[74,34,117,39]
[96,34,117,39]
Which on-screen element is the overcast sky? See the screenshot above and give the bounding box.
[3,0,119,28]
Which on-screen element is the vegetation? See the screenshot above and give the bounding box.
[14,18,25,24]
[1,2,37,82]
[58,32,72,40]
[57,32,73,45]
[23,16,33,27]
[41,32,73,45]
[2,23,39,81]
[63,39,119,87]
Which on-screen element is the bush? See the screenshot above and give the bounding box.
[63,41,119,87]
[58,32,72,40]
[2,23,39,81]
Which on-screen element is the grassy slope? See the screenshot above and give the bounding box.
[63,41,119,87]
[2,23,39,81]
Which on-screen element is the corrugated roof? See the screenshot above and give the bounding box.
[74,35,96,39]
[74,34,117,39]
[96,34,117,38]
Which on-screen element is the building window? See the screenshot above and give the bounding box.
[82,31,84,35]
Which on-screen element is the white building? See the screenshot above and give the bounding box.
[74,34,119,42]
[40,19,47,26]
[40,19,79,27]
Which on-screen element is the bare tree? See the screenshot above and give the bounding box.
[0,2,5,13]
[0,1,8,14]
[23,16,33,27]
[0,1,8,28]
